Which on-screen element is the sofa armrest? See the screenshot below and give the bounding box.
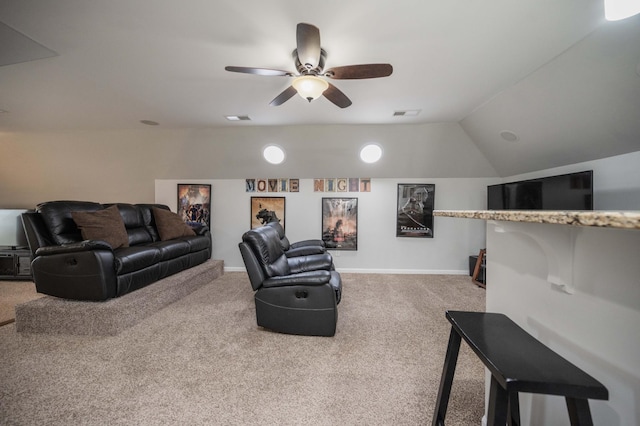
[262,270,332,288]
[21,211,54,257]
[287,253,333,273]
[31,247,117,300]
[284,245,326,257]
[290,239,325,249]
[189,223,210,236]
[35,240,113,257]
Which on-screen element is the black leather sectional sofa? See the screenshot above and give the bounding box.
[21,201,212,301]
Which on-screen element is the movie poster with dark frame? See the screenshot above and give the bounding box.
[177,183,211,228]
[321,197,358,250]
[396,183,435,238]
[250,196,286,230]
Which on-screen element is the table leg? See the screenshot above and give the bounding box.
[431,327,462,426]
[487,375,508,426]
[508,391,520,426]
[566,397,594,426]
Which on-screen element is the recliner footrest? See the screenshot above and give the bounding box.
[255,293,338,337]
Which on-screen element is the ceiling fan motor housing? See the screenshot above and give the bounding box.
[293,48,327,75]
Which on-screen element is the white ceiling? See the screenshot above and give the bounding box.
[1,0,639,175]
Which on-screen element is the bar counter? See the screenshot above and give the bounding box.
[435,209,640,425]
[434,209,640,230]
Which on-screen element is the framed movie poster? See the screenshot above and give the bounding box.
[396,183,435,238]
[251,196,285,230]
[322,197,358,250]
[177,184,211,228]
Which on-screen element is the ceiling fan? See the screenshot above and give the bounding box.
[225,23,393,108]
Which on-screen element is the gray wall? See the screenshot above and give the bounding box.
[0,122,497,273]
[1,124,638,273]
[505,150,640,211]
[0,122,497,207]
[460,17,640,176]
[156,178,493,273]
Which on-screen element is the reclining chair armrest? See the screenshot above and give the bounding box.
[284,245,326,258]
[290,239,325,249]
[262,270,332,288]
[288,253,333,273]
[35,240,113,256]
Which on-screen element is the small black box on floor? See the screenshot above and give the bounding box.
[468,256,477,276]
[468,255,485,283]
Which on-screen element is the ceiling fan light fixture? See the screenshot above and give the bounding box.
[604,0,640,20]
[292,75,329,102]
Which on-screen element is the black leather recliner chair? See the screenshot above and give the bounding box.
[239,225,342,337]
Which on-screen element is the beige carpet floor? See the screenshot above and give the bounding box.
[0,272,486,425]
[0,280,42,326]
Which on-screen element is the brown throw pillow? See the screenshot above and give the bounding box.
[71,205,129,249]
[153,207,196,241]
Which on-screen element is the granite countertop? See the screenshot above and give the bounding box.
[434,210,640,230]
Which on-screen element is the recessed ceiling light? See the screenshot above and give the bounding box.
[500,130,520,142]
[360,143,383,163]
[140,120,159,126]
[393,110,421,117]
[225,115,251,121]
[263,145,285,164]
[604,0,640,20]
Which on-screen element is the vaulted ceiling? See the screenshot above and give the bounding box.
[1,0,639,176]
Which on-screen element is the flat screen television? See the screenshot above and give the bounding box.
[487,171,593,210]
[0,209,29,248]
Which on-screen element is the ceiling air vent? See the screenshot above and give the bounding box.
[393,110,421,117]
[225,115,251,121]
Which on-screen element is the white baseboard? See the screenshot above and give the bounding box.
[225,266,468,275]
[335,268,467,275]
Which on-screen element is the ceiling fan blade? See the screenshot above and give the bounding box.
[323,83,352,108]
[269,85,298,106]
[296,23,321,69]
[325,64,393,79]
[225,66,293,77]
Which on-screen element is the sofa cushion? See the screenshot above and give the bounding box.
[113,246,162,275]
[152,207,196,241]
[71,205,130,249]
[106,203,152,245]
[136,204,166,242]
[147,239,191,261]
[180,235,211,253]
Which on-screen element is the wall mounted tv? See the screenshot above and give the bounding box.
[487,170,593,210]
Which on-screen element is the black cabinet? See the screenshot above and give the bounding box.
[0,247,32,280]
